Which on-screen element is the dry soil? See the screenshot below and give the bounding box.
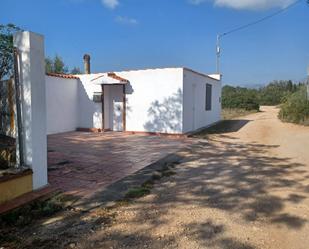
[80,106,309,249]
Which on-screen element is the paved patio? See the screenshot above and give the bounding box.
[48,132,190,199]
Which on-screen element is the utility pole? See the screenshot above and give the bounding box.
[307,66,309,100]
[215,0,304,75]
[216,34,221,74]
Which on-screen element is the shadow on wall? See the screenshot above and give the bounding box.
[113,97,133,131]
[125,83,134,95]
[144,88,182,133]
[113,103,123,131]
[78,80,96,128]
[18,51,32,166]
[110,84,134,131]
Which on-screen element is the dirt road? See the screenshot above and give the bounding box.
[3,106,308,249]
[234,106,309,163]
[81,106,309,249]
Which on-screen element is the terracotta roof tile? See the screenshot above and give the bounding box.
[46,73,79,79]
[107,72,129,83]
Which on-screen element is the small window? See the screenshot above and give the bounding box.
[93,92,102,103]
[205,83,212,111]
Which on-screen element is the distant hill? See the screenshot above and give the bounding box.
[222,83,265,89]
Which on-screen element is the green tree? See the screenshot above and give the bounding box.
[70,67,82,74]
[279,86,309,125]
[45,55,68,74]
[0,24,21,80]
[45,57,54,74]
[222,85,260,111]
[54,55,68,73]
[258,80,298,105]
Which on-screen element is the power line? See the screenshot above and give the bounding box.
[219,0,303,37]
[216,0,304,73]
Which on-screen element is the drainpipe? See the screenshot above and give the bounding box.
[83,54,91,74]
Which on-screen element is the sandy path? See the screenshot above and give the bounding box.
[234,106,309,163]
[81,106,309,249]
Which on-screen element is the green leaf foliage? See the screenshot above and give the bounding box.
[45,55,82,74]
[279,86,309,125]
[45,55,68,74]
[70,67,82,74]
[0,24,22,80]
[222,85,260,111]
[223,80,304,112]
[258,80,298,105]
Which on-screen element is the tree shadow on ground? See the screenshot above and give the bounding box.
[81,135,308,248]
[2,133,309,248]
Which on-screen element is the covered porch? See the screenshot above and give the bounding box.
[91,73,129,132]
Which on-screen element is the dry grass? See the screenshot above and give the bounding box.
[222,108,258,120]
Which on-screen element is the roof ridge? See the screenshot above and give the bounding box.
[46,72,79,79]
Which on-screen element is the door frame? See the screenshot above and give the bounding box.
[101,84,126,132]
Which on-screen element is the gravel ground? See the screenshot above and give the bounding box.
[2,106,309,249]
[80,106,309,249]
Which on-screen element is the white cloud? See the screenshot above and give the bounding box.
[101,0,119,9]
[188,0,297,10]
[115,16,138,25]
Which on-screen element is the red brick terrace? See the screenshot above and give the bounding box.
[48,132,191,199]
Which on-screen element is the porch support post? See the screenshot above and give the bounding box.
[122,84,126,131]
[101,84,105,131]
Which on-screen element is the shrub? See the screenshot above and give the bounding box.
[125,187,151,199]
[258,80,298,105]
[279,87,309,125]
[0,194,65,227]
[222,85,260,111]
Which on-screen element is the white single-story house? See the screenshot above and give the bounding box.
[1,30,221,207]
[46,65,222,135]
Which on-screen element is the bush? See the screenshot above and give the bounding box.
[222,85,260,111]
[0,194,65,227]
[125,187,150,199]
[279,87,309,125]
[258,80,298,105]
[222,108,258,120]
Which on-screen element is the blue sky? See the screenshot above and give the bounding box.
[1,0,309,86]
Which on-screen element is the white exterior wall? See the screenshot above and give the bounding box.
[78,75,103,129]
[14,31,48,190]
[45,76,79,135]
[183,69,221,133]
[44,68,220,135]
[116,68,184,133]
